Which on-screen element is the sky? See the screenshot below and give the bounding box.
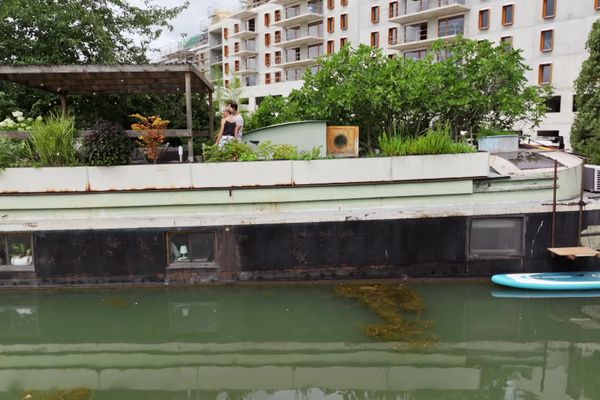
[129,0,240,57]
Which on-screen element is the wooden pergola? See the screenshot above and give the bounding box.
[0,64,214,162]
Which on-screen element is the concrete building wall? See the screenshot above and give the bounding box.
[179,1,599,146]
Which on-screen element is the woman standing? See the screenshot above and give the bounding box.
[215,108,237,147]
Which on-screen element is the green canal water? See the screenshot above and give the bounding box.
[0,282,599,400]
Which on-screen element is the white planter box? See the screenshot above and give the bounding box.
[192,161,293,188]
[391,152,489,181]
[0,152,490,194]
[0,166,88,193]
[478,135,519,153]
[88,164,192,191]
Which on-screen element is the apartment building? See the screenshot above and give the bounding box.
[167,0,600,146]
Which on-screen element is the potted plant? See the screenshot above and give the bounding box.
[10,243,32,266]
[477,128,520,153]
[130,114,170,163]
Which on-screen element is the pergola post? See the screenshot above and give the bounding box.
[60,94,68,116]
[208,91,214,140]
[185,72,194,162]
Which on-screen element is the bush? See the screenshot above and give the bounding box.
[477,128,515,138]
[27,114,79,167]
[203,140,322,163]
[378,125,475,157]
[82,120,131,166]
[0,138,28,170]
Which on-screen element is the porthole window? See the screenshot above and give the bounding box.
[469,218,524,257]
[0,233,34,269]
[167,231,216,268]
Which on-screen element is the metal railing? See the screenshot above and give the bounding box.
[285,26,324,41]
[284,51,320,64]
[437,21,464,37]
[402,0,466,15]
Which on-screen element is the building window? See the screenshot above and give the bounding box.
[502,4,514,25]
[540,29,553,52]
[327,17,335,32]
[500,36,513,48]
[245,76,257,87]
[308,43,323,58]
[328,0,334,9]
[234,23,240,34]
[265,73,272,84]
[340,13,348,30]
[0,233,33,269]
[286,67,303,81]
[224,63,230,74]
[275,30,282,43]
[389,1,399,18]
[224,79,230,88]
[275,51,282,64]
[341,0,348,6]
[310,65,321,74]
[274,71,282,82]
[327,40,335,54]
[438,15,464,37]
[404,49,428,60]
[545,95,561,112]
[308,21,323,37]
[285,4,300,19]
[596,0,600,10]
[538,63,552,85]
[543,0,556,18]
[265,33,271,46]
[388,27,398,45]
[168,231,215,267]
[370,31,380,48]
[265,53,271,66]
[478,9,490,30]
[340,37,348,47]
[264,13,270,27]
[234,42,240,53]
[224,45,229,57]
[469,218,524,257]
[223,28,229,40]
[274,9,282,22]
[286,47,301,63]
[371,6,380,23]
[234,60,240,72]
[406,22,428,42]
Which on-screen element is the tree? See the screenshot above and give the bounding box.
[0,0,189,123]
[250,39,548,151]
[571,20,600,163]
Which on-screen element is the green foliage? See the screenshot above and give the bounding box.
[571,20,600,164]
[27,114,79,167]
[82,120,131,166]
[0,138,28,170]
[203,140,322,163]
[245,96,300,131]
[477,128,517,138]
[252,39,547,152]
[0,111,40,131]
[378,125,475,157]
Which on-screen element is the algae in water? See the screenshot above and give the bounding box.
[335,283,436,348]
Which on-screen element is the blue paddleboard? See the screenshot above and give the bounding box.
[491,272,600,291]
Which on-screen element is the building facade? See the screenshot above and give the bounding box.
[168,0,600,147]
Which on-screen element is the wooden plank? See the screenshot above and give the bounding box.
[548,246,600,260]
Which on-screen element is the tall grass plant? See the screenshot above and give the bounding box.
[28,114,79,167]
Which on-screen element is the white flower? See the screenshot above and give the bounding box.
[11,111,23,118]
[36,116,43,121]
[17,116,25,122]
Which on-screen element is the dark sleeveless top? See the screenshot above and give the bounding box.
[223,120,236,136]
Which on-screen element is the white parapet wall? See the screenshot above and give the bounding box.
[0,152,491,194]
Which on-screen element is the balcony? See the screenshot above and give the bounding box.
[281,51,320,68]
[279,27,324,48]
[233,42,258,57]
[389,0,469,25]
[239,61,259,76]
[210,55,223,65]
[230,27,258,40]
[272,3,324,28]
[230,7,257,20]
[389,23,463,51]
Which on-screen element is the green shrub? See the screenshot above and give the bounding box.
[203,140,321,162]
[0,138,28,170]
[477,128,515,138]
[378,133,408,157]
[28,115,79,167]
[82,120,131,166]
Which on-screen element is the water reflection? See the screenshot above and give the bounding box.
[0,284,598,400]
